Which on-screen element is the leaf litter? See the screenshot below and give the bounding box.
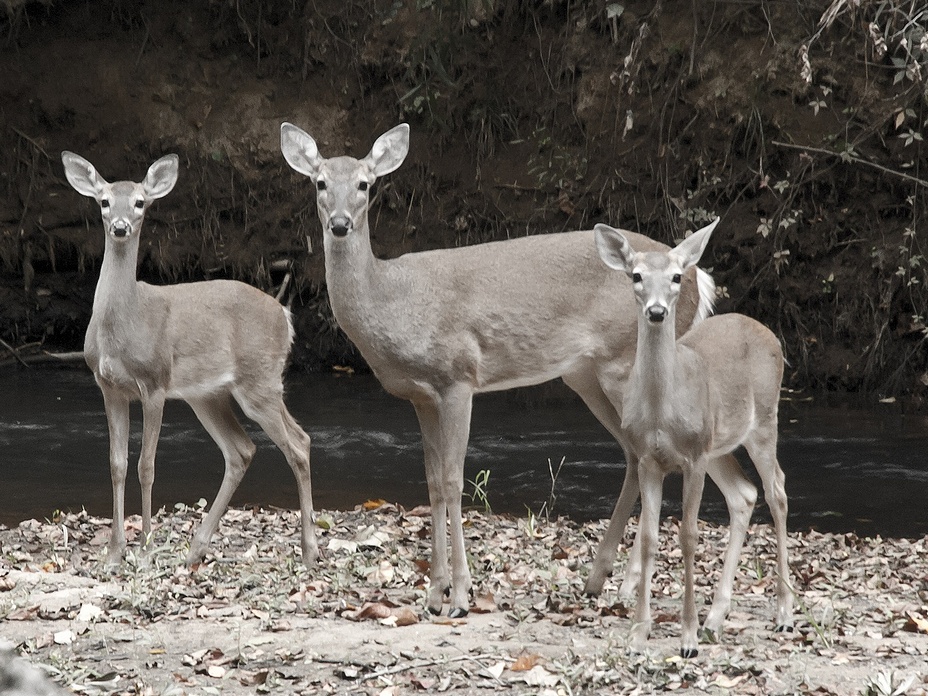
[0,503,925,695]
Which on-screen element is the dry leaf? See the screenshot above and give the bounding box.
[510,654,542,672]
[904,610,928,634]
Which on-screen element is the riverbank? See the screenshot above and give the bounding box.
[1,505,927,694]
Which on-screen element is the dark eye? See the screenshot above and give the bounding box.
[672,274,682,284]
[358,181,368,192]
[316,180,327,191]
[632,273,642,283]
[134,199,144,210]
[101,199,110,209]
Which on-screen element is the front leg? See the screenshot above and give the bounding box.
[101,388,130,565]
[585,450,640,596]
[138,386,166,550]
[632,459,664,652]
[680,464,707,659]
[414,402,450,614]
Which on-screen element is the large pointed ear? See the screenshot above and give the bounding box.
[61,151,107,198]
[594,223,637,273]
[280,122,322,178]
[142,154,179,200]
[672,217,719,270]
[364,123,409,177]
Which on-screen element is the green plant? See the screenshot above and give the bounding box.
[536,456,566,522]
[466,468,492,514]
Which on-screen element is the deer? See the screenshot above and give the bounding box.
[61,151,317,568]
[593,217,792,657]
[277,121,764,619]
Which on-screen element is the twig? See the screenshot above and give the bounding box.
[771,140,928,188]
[0,338,29,368]
[359,653,505,683]
[10,126,51,162]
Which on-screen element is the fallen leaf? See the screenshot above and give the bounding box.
[904,610,928,634]
[510,654,542,672]
[54,630,75,645]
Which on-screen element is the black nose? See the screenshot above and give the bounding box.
[112,225,129,238]
[330,216,351,238]
[647,306,667,323]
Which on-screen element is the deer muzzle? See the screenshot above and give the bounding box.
[329,215,351,238]
[646,306,667,323]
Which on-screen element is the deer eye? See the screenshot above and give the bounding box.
[134,199,145,210]
[358,181,368,192]
[101,199,110,209]
[672,274,682,284]
[632,273,642,284]
[316,180,327,191]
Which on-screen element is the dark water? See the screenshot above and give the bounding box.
[2,368,927,538]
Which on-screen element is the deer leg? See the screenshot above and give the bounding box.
[437,386,475,618]
[587,454,641,597]
[702,453,757,635]
[413,401,450,615]
[101,389,130,566]
[244,393,318,566]
[680,464,706,659]
[186,394,256,566]
[562,373,642,597]
[631,458,664,653]
[138,387,166,551]
[745,431,793,631]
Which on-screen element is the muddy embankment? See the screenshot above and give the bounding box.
[1,0,926,401]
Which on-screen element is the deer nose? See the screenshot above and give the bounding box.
[330,216,351,238]
[647,306,667,323]
[112,221,130,238]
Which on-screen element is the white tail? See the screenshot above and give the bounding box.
[61,151,316,567]
[281,121,717,617]
[594,219,792,657]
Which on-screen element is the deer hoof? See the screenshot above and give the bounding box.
[447,607,469,619]
[774,623,794,633]
[680,647,699,659]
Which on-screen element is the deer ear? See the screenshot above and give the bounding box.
[143,155,179,200]
[365,123,409,177]
[594,223,636,273]
[673,218,719,269]
[62,151,107,198]
[280,122,322,178]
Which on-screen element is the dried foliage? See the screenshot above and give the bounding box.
[1,504,927,694]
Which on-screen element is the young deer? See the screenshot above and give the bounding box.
[594,218,792,657]
[61,151,317,567]
[279,122,726,618]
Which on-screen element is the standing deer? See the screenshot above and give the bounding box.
[594,218,792,657]
[61,151,317,567]
[279,122,739,618]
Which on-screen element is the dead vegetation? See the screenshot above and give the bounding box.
[1,504,927,694]
[0,0,927,398]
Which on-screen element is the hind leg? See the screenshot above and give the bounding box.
[185,394,257,565]
[237,390,317,566]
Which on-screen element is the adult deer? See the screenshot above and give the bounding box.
[61,151,317,567]
[594,218,792,657]
[280,121,722,617]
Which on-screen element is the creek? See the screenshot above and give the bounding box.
[2,368,927,539]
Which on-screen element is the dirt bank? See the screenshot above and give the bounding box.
[1,0,926,399]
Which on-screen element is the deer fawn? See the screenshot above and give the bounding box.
[594,218,792,657]
[279,121,727,617]
[61,151,317,567]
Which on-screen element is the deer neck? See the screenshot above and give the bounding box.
[630,309,681,418]
[91,236,142,331]
[323,216,381,319]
